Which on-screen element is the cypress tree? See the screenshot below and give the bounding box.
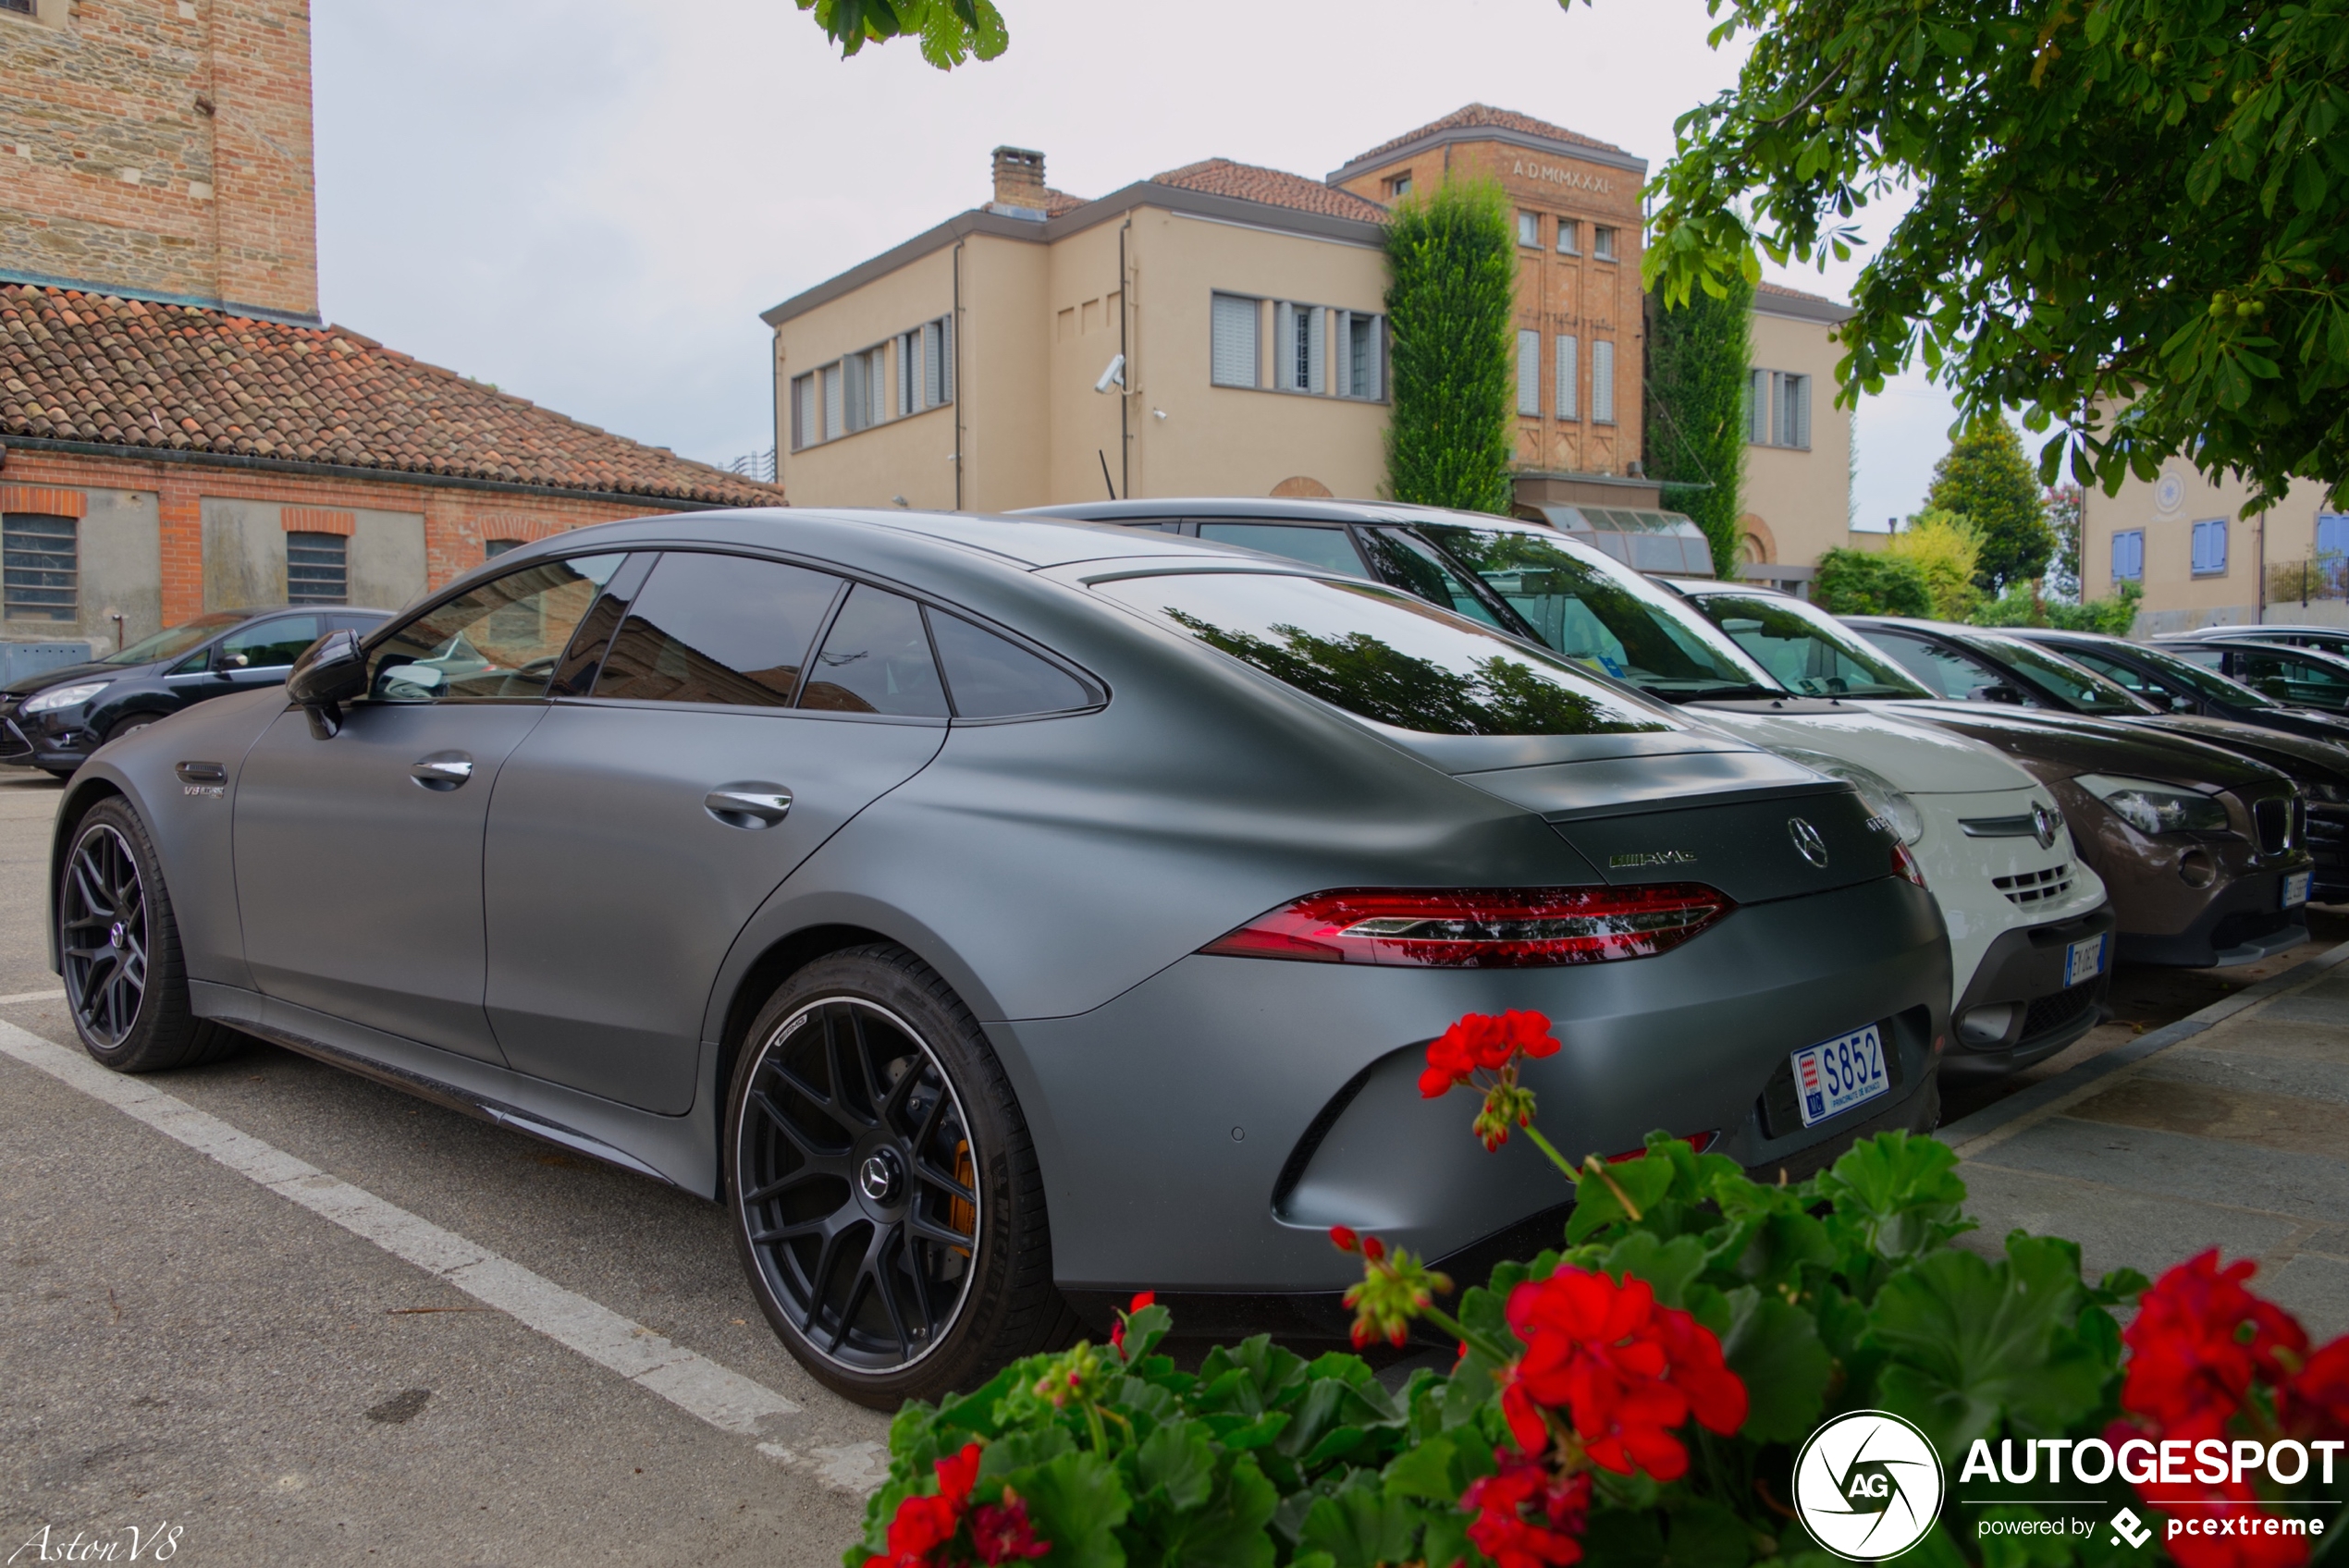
[1925,419,2053,593]
[1383,179,1516,514]
[1644,270,1753,578]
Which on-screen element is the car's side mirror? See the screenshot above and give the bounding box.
[2170,694,2195,713]
[1975,682,2027,704]
[288,630,366,739]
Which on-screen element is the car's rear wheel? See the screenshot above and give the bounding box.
[726,944,1072,1408]
[59,800,246,1072]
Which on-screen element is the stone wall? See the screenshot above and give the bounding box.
[0,0,318,320]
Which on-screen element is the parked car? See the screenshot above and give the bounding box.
[2155,623,2349,661]
[1022,497,2112,1075]
[1844,616,2349,902]
[51,509,1950,1406]
[2001,627,2349,902]
[1671,583,2313,967]
[2146,636,2349,714]
[2,605,390,777]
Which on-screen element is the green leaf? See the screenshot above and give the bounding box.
[1720,1287,1833,1443]
[1022,1450,1130,1568]
[1298,1484,1421,1568]
[1145,1453,1279,1568]
[1602,1231,1712,1307]
[1132,1421,1215,1511]
[983,1425,1076,1484]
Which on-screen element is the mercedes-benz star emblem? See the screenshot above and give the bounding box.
[1789,817,1830,868]
[2031,801,2060,851]
[108,920,126,949]
[858,1150,900,1204]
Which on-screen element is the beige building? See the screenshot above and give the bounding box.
[763,104,1852,580]
[2085,462,2349,634]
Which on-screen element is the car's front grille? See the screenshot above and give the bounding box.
[1993,864,2073,906]
[2254,796,2293,854]
[0,722,30,762]
[2020,980,2102,1046]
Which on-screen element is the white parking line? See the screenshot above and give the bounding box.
[0,1019,884,1483]
[0,987,65,1004]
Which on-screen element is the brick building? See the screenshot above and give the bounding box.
[2,0,778,653]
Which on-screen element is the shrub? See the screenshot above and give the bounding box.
[1383,179,1518,515]
[1881,510,1986,621]
[1968,581,2144,636]
[1814,548,1933,617]
[856,1011,2349,1567]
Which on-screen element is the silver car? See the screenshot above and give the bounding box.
[50,508,1949,1406]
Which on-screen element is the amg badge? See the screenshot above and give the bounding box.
[1609,849,1697,868]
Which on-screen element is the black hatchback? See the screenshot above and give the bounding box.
[2,605,390,776]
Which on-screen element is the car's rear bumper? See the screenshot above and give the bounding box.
[1003,874,1949,1295]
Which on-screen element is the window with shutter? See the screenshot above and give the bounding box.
[2191,519,2229,576]
[2319,514,2349,561]
[1307,307,1326,396]
[1747,370,1770,444]
[1555,336,1579,421]
[937,314,954,403]
[1592,339,1615,423]
[1345,313,1383,399]
[1211,293,1260,387]
[1273,302,1297,390]
[896,335,915,416]
[821,363,843,441]
[791,374,817,449]
[842,353,869,434]
[1777,373,1811,448]
[2111,530,2145,582]
[1517,329,1542,416]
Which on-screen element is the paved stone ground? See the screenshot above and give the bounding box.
[1943,944,2349,1338]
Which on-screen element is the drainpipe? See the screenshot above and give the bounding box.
[2255,506,2267,623]
[953,238,965,510]
[1118,216,1132,499]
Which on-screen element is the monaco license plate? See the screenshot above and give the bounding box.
[2065,933,2108,988]
[1792,1024,1890,1128]
[2283,871,2312,909]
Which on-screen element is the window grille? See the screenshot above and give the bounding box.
[1592,339,1616,423]
[1211,294,1260,387]
[1517,330,1542,416]
[286,532,349,605]
[1555,336,1579,420]
[2,513,76,621]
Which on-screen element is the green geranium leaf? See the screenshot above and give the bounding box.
[1721,1287,1832,1443]
[1817,1133,1974,1265]
[1298,1482,1422,1568]
[983,1424,1076,1484]
[1144,1452,1279,1568]
[1023,1449,1130,1568]
[1582,1506,1667,1566]
[1132,1420,1215,1511]
[1865,1233,2111,1453]
[1603,1231,1712,1307]
[1668,1499,1755,1565]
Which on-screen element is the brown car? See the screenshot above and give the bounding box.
[1673,584,2315,967]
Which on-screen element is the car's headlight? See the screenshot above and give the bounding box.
[2075,773,2231,834]
[22,681,111,715]
[1775,746,1925,844]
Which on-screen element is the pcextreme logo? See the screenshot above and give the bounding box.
[1792,1410,1945,1561]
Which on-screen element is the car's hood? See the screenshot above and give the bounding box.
[2140,714,2349,783]
[1878,699,2290,790]
[2256,706,2349,747]
[3,659,122,697]
[1686,697,2034,793]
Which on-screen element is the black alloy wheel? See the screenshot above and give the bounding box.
[728,945,1072,1407]
[739,997,979,1369]
[61,821,148,1049]
[57,800,244,1072]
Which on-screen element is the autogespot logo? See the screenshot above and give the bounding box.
[1793,1411,1945,1561]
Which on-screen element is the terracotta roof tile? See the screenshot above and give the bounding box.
[1151,159,1390,223]
[1756,279,1841,306]
[1040,188,1088,216]
[1344,104,1630,168]
[0,283,782,507]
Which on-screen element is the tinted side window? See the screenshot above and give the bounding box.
[2065,649,2161,696]
[1360,530,1507,629]
[369,555,625,702]
[1865,633,2012,702]
[799,585,949,717]
[217,615,321,669]
[1194,522,1365,576]
[929,611,1095,718]
[593,552,841,707]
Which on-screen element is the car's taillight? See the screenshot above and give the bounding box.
[1199,884,1736,968]
[1891,841,1927,889]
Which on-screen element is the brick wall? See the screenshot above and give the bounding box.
[0,0,319,320]
[2,447,683,627]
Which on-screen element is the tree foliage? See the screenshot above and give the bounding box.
[1971,580,2143,632]
[1382,180,1519,515]
[1814,547,1933,615]
[793,0,1006,67]
[1637,0,2349,518]
[1645,269,1753,578]
[1881,510,1986,619]
[1925,419,2054,592]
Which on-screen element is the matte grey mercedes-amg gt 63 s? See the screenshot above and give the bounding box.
[49,509,1950,1407]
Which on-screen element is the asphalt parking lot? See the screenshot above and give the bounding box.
[3,765,2341,1563]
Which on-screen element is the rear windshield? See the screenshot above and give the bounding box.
[1418,523,1777,700]
[2073,641,2277,709]
[1968,633,2154,715]
[1094,571,1676,737]
[1687,591,1934,698]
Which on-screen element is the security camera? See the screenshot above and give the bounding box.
[1093,354,1125,394]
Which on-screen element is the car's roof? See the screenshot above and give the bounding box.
[1019,496,1427,526]
[2156,623,2348,640]
[224,604,396,619]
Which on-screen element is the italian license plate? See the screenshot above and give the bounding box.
[1792,1024,1890,1128]
[2283,871,2312,909]
[2064,933,2108,987]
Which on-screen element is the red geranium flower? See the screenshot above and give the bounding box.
[1499,1267,1745,1482]
[882,1442,988,1567]
[1419,1010,1560,1098]
[2281,1336,2349,1439]
[2122,1252,2307,1429]
[1463,1449,1592,1568]
[970,1489,1052,1564]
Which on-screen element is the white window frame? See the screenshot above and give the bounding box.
[1517,211,1541,248]
[1593,226,1617,262]
[1556,219,1579,256]
[1745,369,1812,448]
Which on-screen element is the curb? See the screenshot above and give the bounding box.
[1934,937,2349,1160]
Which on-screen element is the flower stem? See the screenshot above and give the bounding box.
[1418,1303,1518,1367]
[1519,1122,1582,1183]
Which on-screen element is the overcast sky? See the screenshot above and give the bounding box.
[311,0,1957,529]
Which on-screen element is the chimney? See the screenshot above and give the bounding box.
[991,145,1047,211]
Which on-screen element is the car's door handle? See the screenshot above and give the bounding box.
[704,785,793,829]
[411,753,475,790]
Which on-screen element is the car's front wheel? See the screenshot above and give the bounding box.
[726,944,1072,1408]
[58,799,246,1072]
